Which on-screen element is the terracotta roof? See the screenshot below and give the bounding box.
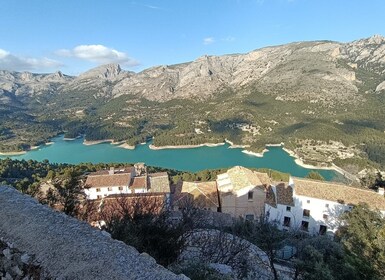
[224,166,268,191]
[149,172,168,178]
[130,176,147,190]
[90,167,133,175]
[276,183,294,206]
[254,172,272,186]
[148,173,170,193]
[85,173,131,188]
[265,185,276,207]
[293,177,385,210]
[175,181,219,208]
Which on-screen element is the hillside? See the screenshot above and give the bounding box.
[1,35,385,172]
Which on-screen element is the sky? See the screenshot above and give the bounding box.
[0,0,384,75]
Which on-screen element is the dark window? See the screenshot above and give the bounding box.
[286,206,291,212]
[283,216,291,227]
[301,221,309,231]
[303,209,310,218]
[323,214,329,221]
[96,188,101,192]
[248,191,254,200]
[307,200,310,204]
[118,186,123,191]
[319,225,327,235]
[107,187,112,191]
[97,195,102,199]
[245,214,254,221]
[325,203,329,208]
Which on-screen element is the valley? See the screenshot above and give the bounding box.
[1,36,385,175]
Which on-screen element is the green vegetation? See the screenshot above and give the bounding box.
[2,79,385,172]
[337,203,385,279]
[305,171,325,181]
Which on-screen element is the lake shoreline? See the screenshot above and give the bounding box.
[149,142,225,150]
[0,145,40,156]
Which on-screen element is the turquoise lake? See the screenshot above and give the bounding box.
[0,136,339,180]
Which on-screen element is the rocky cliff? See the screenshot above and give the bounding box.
[1,35,385,103]
[0,186,187,280]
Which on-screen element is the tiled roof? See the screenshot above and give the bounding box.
[254,172,272,186]
[293,177,385,210]
[90,167,133,175]
[130,176,147,189]
[175,181,219,208]
[265,185,276,207]
[224,166,269,191]
[85,173,131,188]
[276,183,294,206]
[148,172,170,193]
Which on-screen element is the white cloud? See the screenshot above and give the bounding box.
[0,48,62,72]
[56,45,139,66]
[203,37,215,45]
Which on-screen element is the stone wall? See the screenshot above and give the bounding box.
[0,186,187,280]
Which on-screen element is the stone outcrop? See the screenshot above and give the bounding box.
[0,186,187,280]
[376,80,385,92]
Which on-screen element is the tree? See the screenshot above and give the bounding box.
[337,203,385,279]
[305,171,325,181]
[292,235,359,280]
[99,195,187,267]
[231,216,287,280]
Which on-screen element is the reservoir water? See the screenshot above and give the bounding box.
[0,136,339,180]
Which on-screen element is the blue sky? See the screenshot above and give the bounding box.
[0,0,384,75]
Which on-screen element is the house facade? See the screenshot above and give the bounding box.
[265,177,385,235]
[216,166,271,220]
[84,163,170,200]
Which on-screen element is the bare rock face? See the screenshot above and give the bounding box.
[376,81,385,92]
[0,70,73,98]
[1,35,384,104]
[340,35,385,74]
[63,63,133,98]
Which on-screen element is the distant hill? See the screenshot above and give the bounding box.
[1,35,385,172]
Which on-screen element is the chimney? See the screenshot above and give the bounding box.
[109,167,115,175]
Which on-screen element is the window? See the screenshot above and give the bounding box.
[96,188,101,192]
[307,200,310,204]
[283,216,291,227]
[301,221,309,231]
[245,214,254,221]
[286,206,291,212]
[323,214,329,221]
[118,186,123,191]
[325,203,329,208]
[303,209,310,218]
[107,187,112,191]
[319,225,327,235]
[97,195,102,199]
[248,191,254,200]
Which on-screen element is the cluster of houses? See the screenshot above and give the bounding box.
[84,163,385,235]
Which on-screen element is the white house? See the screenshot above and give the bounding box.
[265,177,385,235]
[84,164,171,200]
[84,167,134,199]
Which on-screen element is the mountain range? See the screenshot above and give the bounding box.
[1,35,385,172]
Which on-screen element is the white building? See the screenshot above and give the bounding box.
[84,167,134,200]
[84,164,170,200]
[265,177,385,235]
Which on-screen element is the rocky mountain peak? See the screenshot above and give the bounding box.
[78,63,122,80]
